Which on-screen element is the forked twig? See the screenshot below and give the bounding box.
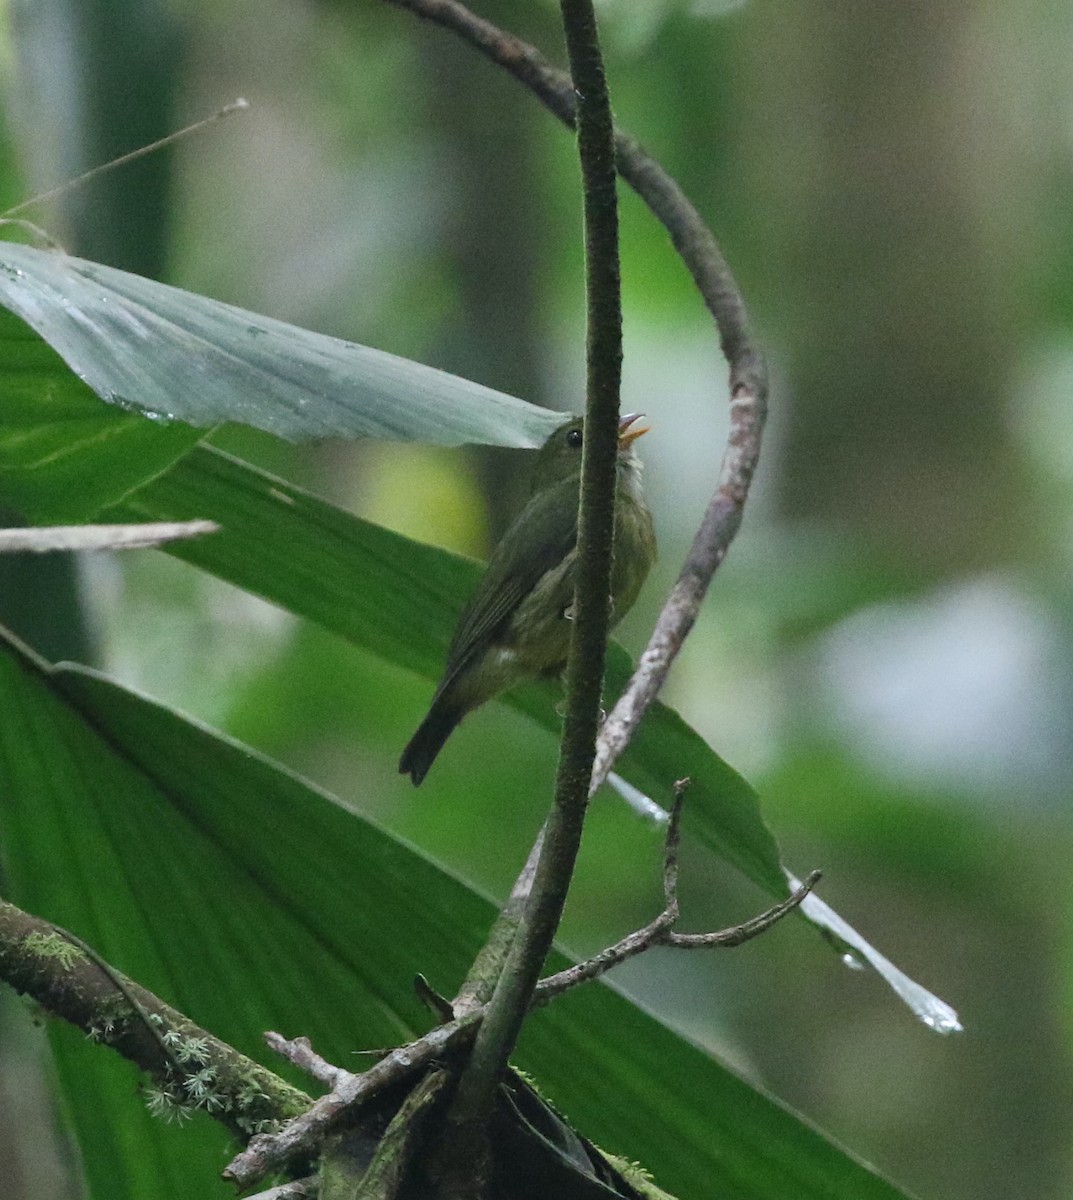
[264,1032,352,1089]
[224,1017,480,1188]
[224,787,817,1188]
[537,785,820,1001]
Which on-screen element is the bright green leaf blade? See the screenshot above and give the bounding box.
[107,444,786,897]
[0,635,487,1200]
[0,631,914,1200]
[0,308,201,520]
[106,446,959,1029]
[0,242,565,446]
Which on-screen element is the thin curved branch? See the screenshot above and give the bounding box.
[381,0,767,796]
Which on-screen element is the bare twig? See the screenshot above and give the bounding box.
[225,1015,481,1188]
[536,786,820,1001]
[2,99,249,219]
[662,779,690,905]
[528,777,688,1001]
[539,872,821,1001]
[264,1032,352,1090]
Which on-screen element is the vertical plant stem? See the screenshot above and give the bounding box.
[381,0,769,791]
[446,0,621,1132]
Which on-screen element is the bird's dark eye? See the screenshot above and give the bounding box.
[566,428,583,448]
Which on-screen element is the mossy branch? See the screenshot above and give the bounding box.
[0,900,308,1139]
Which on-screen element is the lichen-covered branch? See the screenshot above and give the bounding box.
[0,900,308,1140]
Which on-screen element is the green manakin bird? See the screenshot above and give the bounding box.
[400,412,656,785]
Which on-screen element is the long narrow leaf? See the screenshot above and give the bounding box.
[0,630,914,1200]
[108,444,787,898]
[0,242,565,446]
[0,307,201,520]
[105,446,959,1030]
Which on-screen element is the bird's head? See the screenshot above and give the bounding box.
[535,413,649,488]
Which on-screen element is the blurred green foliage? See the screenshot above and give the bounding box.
[2,1,1072,1198]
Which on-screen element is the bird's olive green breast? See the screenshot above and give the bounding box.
[609,482,657,622]
[502,463,655,669]
[437,436,655,710]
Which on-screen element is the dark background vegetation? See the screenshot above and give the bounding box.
[2,2,1071,1198]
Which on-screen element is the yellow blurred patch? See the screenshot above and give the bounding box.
[358,443,489,558]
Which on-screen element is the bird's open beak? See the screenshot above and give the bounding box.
[618,412,649,448]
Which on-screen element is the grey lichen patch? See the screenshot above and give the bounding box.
[143,1082,198,1125]
[24,930,85,971]
[141,1056,286,1137]
[162,1028,212,1066]
[142,1067,227,1126]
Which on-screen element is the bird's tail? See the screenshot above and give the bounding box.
[399,695,465,786]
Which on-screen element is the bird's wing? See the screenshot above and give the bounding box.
[441,474,580,683]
